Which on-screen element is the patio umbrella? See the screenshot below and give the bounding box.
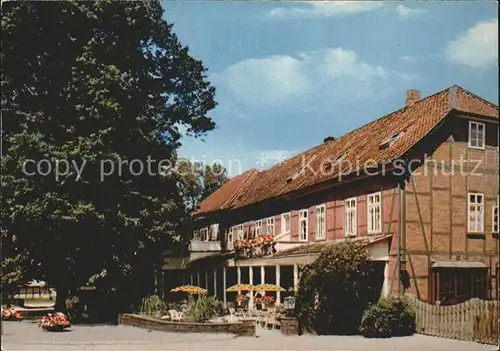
[226,284,256,292]
[253,284,286,292]
[170,285,207,294]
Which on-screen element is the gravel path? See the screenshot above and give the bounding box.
[1,320,497,351]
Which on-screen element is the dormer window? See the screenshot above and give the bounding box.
[380,130,406,149]
[323,152,348,173]
[468,121,485,149]
[287,169,304,183]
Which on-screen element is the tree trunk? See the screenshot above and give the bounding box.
[54,285,68,312]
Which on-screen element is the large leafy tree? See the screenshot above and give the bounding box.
[201,163,229,201]
[177,160,229,212]
[295,242,383,335]
[1,1,216,309]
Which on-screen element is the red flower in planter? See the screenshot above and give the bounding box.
[2,307,22,321]
[262,295,275,303]
[39,312,71,331]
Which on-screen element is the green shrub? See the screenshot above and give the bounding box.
[140,295,167,317]
[359,296,416,338]
[295,241,384,335]
[185,295,222,323]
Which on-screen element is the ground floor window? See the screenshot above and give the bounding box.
[432,268,488,305]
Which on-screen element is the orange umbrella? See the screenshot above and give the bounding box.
[226,284,256,292]
[253,284,286,291]
[170,285,207,294]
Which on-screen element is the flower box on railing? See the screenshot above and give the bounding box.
[234,235,276,259]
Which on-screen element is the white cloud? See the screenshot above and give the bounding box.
[179,140,300,176]
[394,71,418,82]
[211,47,414,109]
[400,56,417,64]
[212,55,311,106]
[266,1,383,19]
[394,5,428,19]
[444,18,498,69]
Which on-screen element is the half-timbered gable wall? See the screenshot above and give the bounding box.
[403,113,499,303]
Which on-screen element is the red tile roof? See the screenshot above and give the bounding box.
[199,86,498,213]
[227,86,498,209]
[194,168,258,215]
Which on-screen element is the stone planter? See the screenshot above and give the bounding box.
[279,317,299,335]
[119,313,256,336]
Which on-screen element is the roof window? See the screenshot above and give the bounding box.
[323,152,349,172]
[286,169,303,183]
[379,130,407,149]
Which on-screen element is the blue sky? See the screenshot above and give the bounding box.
[162,1,498,176]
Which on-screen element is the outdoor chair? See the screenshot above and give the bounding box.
[168,309,183,322]
[256,310,266,327]
[264,310,277,330]
[246,309,257,318]
[234,308,245,317]
[174,310,184,322]
[228,307,237,322]
[168,309,176,320]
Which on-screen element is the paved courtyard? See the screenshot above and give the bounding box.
[1,320,497,351]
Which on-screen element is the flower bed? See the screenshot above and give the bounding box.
[2,306,23,321]
[39,312,71,331]
[118,313,256,336]
[234,235,275,259]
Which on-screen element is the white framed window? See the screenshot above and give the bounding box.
[266,217,274,236]
[227,227,234,250]
[281,212,291,234]
[469,121,485,149]
[255,220,262,237]
[315,205,326,240]
[200,227,209,241]
[468,193,484,233]
[210,224,219,241]
[493,196,499,234]
[237,225,244,240]
[193,229,200,240]
[299,209,308,241]
[345,197,357,236]
[367,192,382,234]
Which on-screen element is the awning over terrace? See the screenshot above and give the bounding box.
[226,234,392,267]
[163,257,190,270]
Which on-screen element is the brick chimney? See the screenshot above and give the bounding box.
[405,89,421,107]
